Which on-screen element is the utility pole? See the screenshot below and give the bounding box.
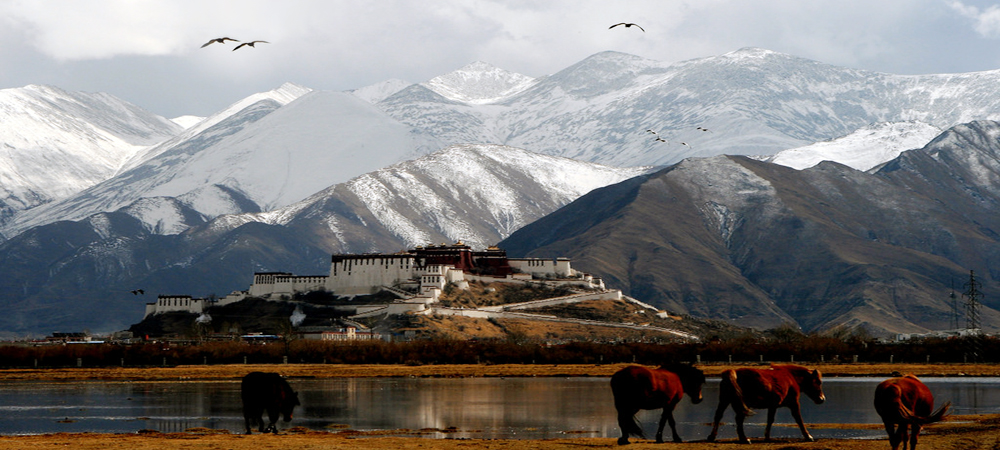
[962,270,982,362]
[949,282,960,330]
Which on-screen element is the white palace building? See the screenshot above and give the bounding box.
[144,242,610,319]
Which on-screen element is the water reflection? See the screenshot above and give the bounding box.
[0,376,997,439]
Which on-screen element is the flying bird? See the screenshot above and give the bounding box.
[655,137,667,143]
[201,37,239,48]
[680,142,692,149]
[609,23,645,32]
[130,289,145,295]
[233,40,269,51]
[697,127,713,133]
[645,129,658,135]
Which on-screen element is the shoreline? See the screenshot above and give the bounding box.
[0,414,998,450]
[1,362,998,382]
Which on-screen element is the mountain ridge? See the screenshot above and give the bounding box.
[500,120,1000,335]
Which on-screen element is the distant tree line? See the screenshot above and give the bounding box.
[1,334,997,368]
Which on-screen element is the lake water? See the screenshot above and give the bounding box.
[1,376,998,440]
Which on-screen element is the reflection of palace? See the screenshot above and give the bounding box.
[143,242,610,319]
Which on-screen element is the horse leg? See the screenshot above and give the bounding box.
[265,406,280,433]
[884,421,900,450]
[706,399,729,442]
[908,423,921,450]
[735,411,751,444]
[616,406,639,445]
[666,407,682,443]
[764,408,776,441]
[247,407,264,434]
[656,406,682,443]
[788,404,814,442]
[243,411,253,435]
[899,423,910,450]
[654,408,667,443]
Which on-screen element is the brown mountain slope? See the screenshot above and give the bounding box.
[501,122,1000,335]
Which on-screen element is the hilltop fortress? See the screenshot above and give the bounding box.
[144,242,613,319]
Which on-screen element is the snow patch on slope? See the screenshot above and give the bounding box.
[766,122,942,171]
[120,197,199,235]
[171,115,205,128]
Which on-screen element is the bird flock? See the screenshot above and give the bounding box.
[608,25,711,150]
[201,23,704,157]
[201,37,269,51]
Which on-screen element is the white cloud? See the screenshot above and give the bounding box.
[2,0,192,60]
[0,0,997,117]
[949,1,1000,38]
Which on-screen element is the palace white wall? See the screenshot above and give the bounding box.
[326,255,416,295]
[144,295,204,318]
[508,258,573,278]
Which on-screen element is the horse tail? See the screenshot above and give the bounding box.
[722,369,755,416]
[888,385,950,425]
[914,402,950,425]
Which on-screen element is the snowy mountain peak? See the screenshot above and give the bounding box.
[0,84,181,220]
[350,78,412,104]
[171,82,311,139]
[423,61,536,104]
[270,82,313,102]
[722,47,781,61]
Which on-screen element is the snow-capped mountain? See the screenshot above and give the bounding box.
[13,48,1000,241]
[0,144,650,335]
[423,61,537,104]
[377,48,1000,167]
[765,121,943,171]
[0,85,181,221]
[116,82,312,174]
[209,143,652,250]
[1,88,443,238]
[501,120,1000,335]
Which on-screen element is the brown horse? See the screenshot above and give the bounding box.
[706,364,825,444]
[874,374,949,450]
[610,363,705,445]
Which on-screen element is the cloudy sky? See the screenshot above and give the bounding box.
[3,0,1000,118]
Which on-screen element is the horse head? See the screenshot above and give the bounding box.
[663,362,705,404]
[803,368,825,404]
[281,388,300,422]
